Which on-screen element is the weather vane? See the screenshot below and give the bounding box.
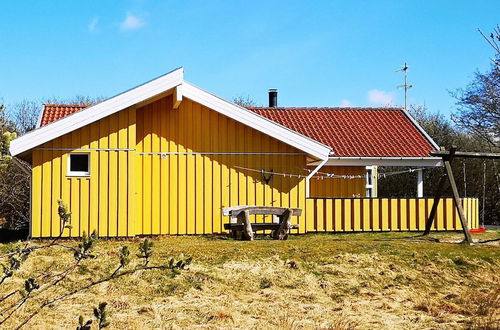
[396,62,413,110]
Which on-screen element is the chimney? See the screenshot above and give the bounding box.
[268,89,278,107]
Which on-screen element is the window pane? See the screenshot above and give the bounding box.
[70,154,89,172]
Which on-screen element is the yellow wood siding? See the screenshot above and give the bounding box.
[309,166,366,198]
[31,107,137,238]
[135,96,308,235]
[305,197,479,232]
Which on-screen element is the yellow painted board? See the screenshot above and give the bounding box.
[446,198,454,230]
[142,110,152,235]
[220,116,230,233]
[228,119,238,207]
[151,103,161,235]
[353,199,361,231]
[211,156,221,233]
[408,199,416,230]
[31,151,42,238]
[51,141,61,237]
[271,139,280,207]
[98,119,109,237]
[363,199,370,231]
[334,199,342,231]
[89,126,99,236]
[108,114,119,237]
[169,119,179,235]
[159,101,169,235]
[80,176,90,236]
[316,199,324,232]
[118,111,129,236]
[195,155,204,234]
[325,199,333,231]
[418,199,426,230]
[61,134,71,237]
[436,199,445,230]
[381,199,389,231]
[390,199,398,230]
[203,157,213,234]
[127,108,136,237]
[41,147,52,237]
[372,199,380,231]
[237,124,247,207]
[305,198,315,232]
[297,177,306,233]
[400,199,407,231]
[70,179,80,237]
[344,199,352,231]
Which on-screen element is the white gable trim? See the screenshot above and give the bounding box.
[10,68,185,156]
[183,82,331,160]
[10,68,331,160]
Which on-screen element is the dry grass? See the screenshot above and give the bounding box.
[0,231,499,329]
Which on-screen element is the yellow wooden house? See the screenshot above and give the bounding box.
[10,68,479,238]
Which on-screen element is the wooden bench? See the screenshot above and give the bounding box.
[222,206,301,240]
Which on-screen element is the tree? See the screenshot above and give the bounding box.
[452,64,499,149]
[232,95,257,107]
[452,25,500,149]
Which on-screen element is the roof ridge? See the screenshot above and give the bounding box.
[247,106,403,111]
[43,104,90,107]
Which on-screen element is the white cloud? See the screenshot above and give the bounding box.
[367,89,395,106]
[88,17,99,32]
[120,12,145,31]
[340,99,352,107]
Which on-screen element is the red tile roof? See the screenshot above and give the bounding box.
[248,107,436,157]
[39,104,89,127]
[40,103,436,157]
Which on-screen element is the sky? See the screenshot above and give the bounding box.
[0,1,498,116]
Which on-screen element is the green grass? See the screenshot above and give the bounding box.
[0,231,498,329]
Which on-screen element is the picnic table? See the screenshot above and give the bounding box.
[222,206,301,240]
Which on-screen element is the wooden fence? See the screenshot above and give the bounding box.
[303,198,479,232]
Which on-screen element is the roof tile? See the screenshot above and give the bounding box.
[248,107,435,157]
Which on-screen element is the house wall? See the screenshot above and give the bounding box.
[30,95,479,238]
[309,166,366,198]
[135,95,308,235]
[31,107,137,238]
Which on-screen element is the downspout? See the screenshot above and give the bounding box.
[306,157,328,198]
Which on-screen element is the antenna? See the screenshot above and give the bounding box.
[396,62,412,110]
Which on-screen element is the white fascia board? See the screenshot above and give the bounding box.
[309,157,443,167]
[401,109,440,150]
[182,82,331,160]
[10,68,184,156]
[35,106,44,129]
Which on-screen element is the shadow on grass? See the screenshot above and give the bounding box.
[0,228,29,243]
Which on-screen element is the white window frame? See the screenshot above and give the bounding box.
[67,153,90,177]
[365,166,374,197]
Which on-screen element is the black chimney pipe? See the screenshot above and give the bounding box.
[268,89,278,107]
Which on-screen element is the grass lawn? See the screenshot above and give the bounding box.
[0,231,499,329]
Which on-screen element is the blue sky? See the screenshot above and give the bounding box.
[0,1,498,115]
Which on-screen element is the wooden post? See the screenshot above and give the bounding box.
[423,147,473,243]
[272,208,292,240]
[240,210,253,241]
[443,151,473,243]
[423,173,447,235]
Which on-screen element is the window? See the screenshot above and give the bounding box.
[68,153,90,177]
[365,166,374,197]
